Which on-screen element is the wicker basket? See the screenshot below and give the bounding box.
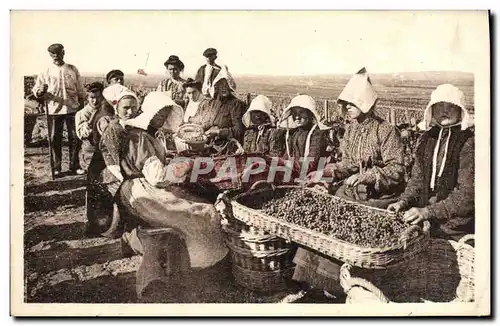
[216,193,296,293]
[222,218,296,292]
[232,264,295,293]
[222,219,296,271]
[456,234,475,302]
[230,182,430,269]
[339,236,475,303]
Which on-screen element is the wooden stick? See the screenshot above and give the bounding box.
[44,99,56,180]
[324,99,329,122]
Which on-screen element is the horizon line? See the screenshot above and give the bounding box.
[23,70,475,78]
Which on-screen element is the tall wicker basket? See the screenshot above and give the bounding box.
[215,191,296,293]
[339,235,475,303]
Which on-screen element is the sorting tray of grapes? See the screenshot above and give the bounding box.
[230,184,431,269]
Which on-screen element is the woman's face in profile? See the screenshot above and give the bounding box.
[150,107,169,129]
[346,103,363,120]
[215,79,231,97]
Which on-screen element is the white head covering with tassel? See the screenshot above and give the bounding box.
[337,67,378,113]
[209,65,237,99]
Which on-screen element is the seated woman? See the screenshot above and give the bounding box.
[182,78,204,123]
[284,69,406,303]
[187,65,247,152]
[157,55,187,108]
[174,78,205,154]
[277,94,329,177]
[242,95,280,155]
[115,91,229,302]
[388,84,475,242]
[85,88,140,238]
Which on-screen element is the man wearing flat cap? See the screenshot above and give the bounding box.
[106,69,124,86]
[195,48,222,97]
[33,43,86,177]
[103,69,131,107]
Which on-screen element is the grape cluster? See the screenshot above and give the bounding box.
[241,189,408,248]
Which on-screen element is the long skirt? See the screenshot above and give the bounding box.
[118,178,229,269]
[85,152,123,238]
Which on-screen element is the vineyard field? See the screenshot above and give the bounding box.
[24,70,474,126]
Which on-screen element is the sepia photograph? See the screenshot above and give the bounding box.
[10,9,491,317]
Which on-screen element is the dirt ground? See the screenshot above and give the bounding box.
[23,144,343,304]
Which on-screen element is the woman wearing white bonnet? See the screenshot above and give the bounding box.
[85,87,141,239]
[313,67,406,207]
[388,84,475,242]
[277,94,330,173]
[287,68,406,303]
[113,91,228,302]
[188,65,247,146]
[242,94,280,154]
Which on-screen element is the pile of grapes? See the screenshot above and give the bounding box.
[240,188,408,248]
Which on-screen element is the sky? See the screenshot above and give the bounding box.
[11,10,488,77]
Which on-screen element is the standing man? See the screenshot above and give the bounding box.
[195,48,222,97]
[103,69,130,107]
[32,43,86,177]
[105,69,125,86]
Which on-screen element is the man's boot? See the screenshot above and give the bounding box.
[135,226,191,303]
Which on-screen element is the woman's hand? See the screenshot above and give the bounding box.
[403,207,431,225]
[345,173,359,187]
[81,123,92,138]
[205,126,220,138]
[387,201,406,213]
[306,171,324,185]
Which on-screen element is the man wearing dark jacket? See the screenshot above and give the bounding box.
[195,48,221,97]
[388,84,475,241]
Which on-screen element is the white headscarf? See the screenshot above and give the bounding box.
[278,94,328,130]
[421,84,473,191]
[278,94,328,159]
[422,83,472,131]
[209,65,237,98]
[242,95,275,128]
[126,91,184,132]
[337,67,378,114]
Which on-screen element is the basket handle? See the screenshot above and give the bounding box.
[339,263,390,303]
[399,220,430,249]
[214,190,233,221]
[457,234,475,249]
